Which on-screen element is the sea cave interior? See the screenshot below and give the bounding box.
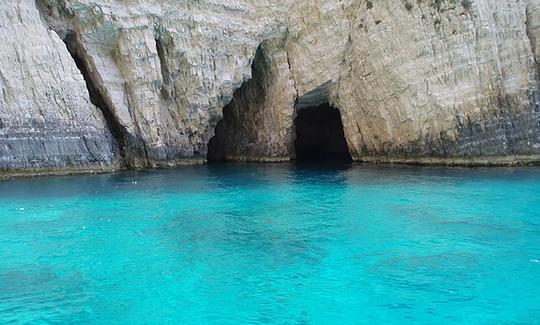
[294,103,351,162]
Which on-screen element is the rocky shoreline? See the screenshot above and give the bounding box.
[1,0,539,177]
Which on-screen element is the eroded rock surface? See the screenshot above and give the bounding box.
[1,0,540,175]
[35,0,290,168]
[337,0,540,164]
[208,37,297,162]
[0,0,116,175]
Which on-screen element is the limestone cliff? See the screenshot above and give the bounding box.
[337,0,540,164]
[1,0,540,175]
[0,0,117,176]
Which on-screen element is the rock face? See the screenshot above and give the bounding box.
[0,0,117,175]
[35,0,290,168]
[528,1,540,83]
[337,0,540,164]
[208,37,297,162]
[1,0,540,175]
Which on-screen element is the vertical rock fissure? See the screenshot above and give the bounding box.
[155,37,173,100]
[526,6,538,75]
[285,47,299,159]
[62,32,128,167]
[285,48,299,108]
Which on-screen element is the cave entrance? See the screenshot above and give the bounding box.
[294,103,352,162]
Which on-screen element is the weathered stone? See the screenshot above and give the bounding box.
[208,37,297,162]
[336,0,540,163]
[36,0,289,167]
[1,0,540,176]
[0,0,117,176]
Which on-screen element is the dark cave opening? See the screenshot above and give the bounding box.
[207,45,267,163]
[207,99,235,162]
[207,43,351,164]
[294,103,352,162]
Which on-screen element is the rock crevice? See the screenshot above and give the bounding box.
[61,31,128,166]
[0,0,117,175]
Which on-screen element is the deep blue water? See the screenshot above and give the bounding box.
[1,163,540,324]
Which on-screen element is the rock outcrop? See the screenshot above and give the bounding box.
[208,37,297,162]
[1,0,540,176]
[337,0,540,164]
[0,0,117,176]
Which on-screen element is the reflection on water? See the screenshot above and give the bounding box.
[0,163,540,323]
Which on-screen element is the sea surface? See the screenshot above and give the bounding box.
[1,163,539,324]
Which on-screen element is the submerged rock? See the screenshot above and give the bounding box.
[1,0,540,175]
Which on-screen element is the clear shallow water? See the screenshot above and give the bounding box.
[1,163,540,324]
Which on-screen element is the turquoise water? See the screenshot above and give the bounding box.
[1,163,540,324]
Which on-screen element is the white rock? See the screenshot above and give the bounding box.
[0,0,539,174]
